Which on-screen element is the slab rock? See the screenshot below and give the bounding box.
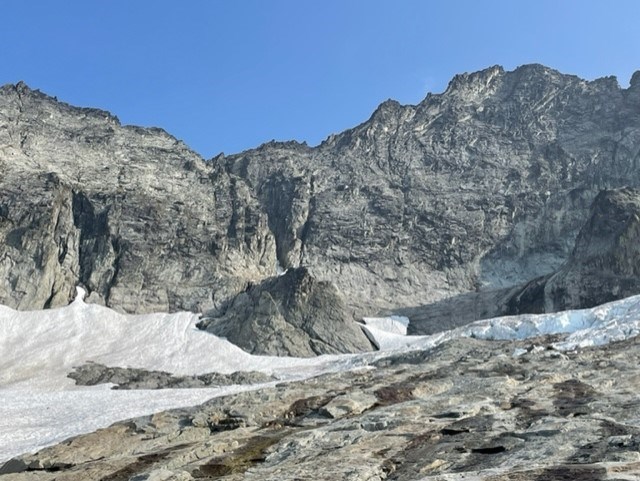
[197,267,374,357]
[6,335,640,480]
[68,362,274,389]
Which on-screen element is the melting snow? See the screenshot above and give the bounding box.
[361,294,640,352]
[2,289,640,462]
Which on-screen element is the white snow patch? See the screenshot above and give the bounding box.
[362,316,409,335]
[275,259,287,276]
[2,290,640,462]
[512,347,528,357]
[0,288,344,390]
[0,387,244,464]
[0,290,359,461]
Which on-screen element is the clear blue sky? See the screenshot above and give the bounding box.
[1,1,639,158]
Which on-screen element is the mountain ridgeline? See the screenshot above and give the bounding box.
[2,64,640,350]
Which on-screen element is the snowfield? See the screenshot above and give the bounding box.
[2,288,640,462]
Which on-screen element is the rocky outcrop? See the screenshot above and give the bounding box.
[0,82,275,313]
[5,334,640,479]
[68,362,274,389]
[197,267,374,356]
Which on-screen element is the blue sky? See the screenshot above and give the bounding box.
[1,1,639,157]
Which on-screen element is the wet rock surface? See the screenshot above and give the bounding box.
[5,335,640,480]
[68,362,274,390]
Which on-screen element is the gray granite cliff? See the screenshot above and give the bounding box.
[0,82,276,313]
[222,65,640,318]
[2,65,640,347]
[404,187,640,334]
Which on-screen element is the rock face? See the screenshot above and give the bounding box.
[197,267,374,356]
[407,188,640,334]
[0,82,275,313]
[223,65,640,317]
[5,334,640,480]
[543,187,640,311]
[2,65,640,322]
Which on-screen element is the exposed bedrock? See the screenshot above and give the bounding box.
[221,65,640,317]
[68,362,274,390]
[6,335,640,479]
[0,82,275,313]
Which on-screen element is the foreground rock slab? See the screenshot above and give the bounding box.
[4,334,640,480]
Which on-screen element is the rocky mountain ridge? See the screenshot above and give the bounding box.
[2,64,640,335]
[224,64,640,319]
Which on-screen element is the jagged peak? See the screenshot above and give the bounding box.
[254,139,311,153]
[1,81,122,126]
[445,65,505,93]
[14,80,31,94]
[1,80,42,98]
[369,98,405,119]
[443,64,582,97]
[511,64,612,89]
[375,98,403,110]
[512,63,558,75]
[585,75,622,92]
[210,152,225,163]
[317,98,410,151]
[348,98,407,129]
